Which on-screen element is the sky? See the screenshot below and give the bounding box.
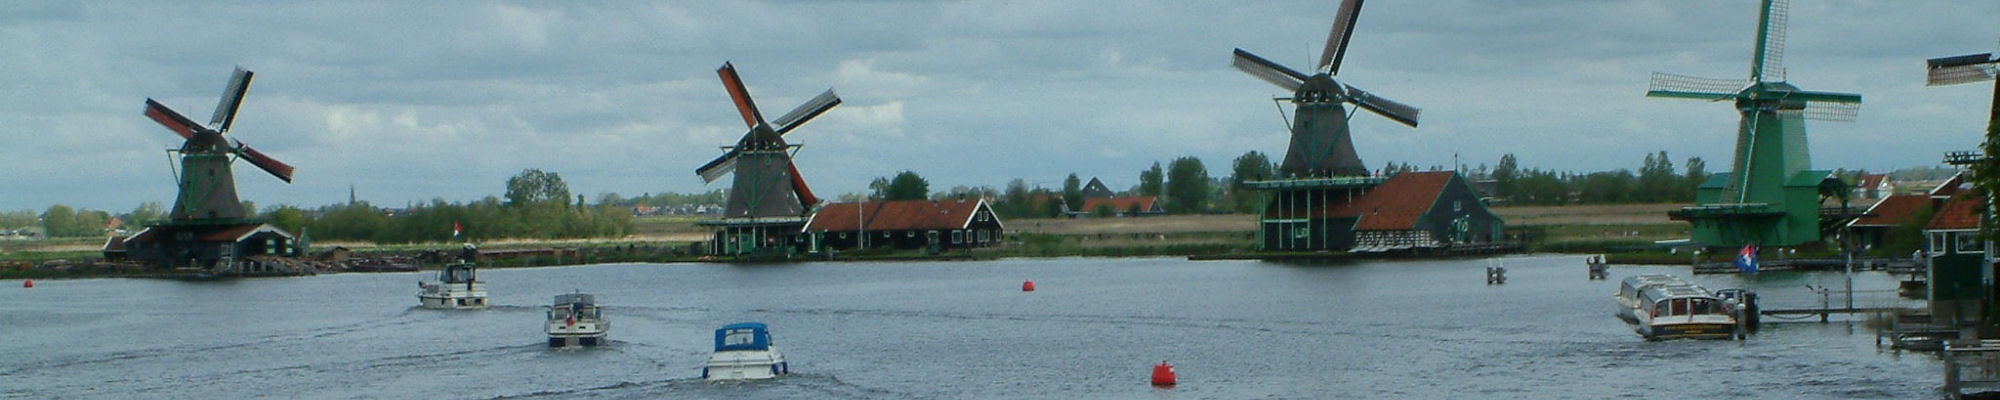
[3,0,1998,213]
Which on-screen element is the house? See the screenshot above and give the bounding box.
[1080,178,1115,199]
[1845,194,1930,250]
[1073,196,1164,217]
[116,223,298,269]
[803,198,1004,252]
[1257,171,1504,252]
[1923,192,1986,325]
[1854,173,1893,200]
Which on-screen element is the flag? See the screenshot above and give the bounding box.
[452,221,462,238]
[1735,244,1759,273]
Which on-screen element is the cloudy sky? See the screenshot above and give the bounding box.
[3,0,1996,213]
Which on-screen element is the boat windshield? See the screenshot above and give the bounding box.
[439,266,475,283]
[714,325,772,351]
[1652,297,1722,317]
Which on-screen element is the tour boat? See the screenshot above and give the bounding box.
[1614,274,1736,340]
[546,292,608,348]
[417,261,487,309]
[702,322,789,381]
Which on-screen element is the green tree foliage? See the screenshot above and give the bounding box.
[1165,156,1211,214]
[125,202,164,225]
[0,210,37,229]
[1228,151,1275,213]
[1683,157,1708,201]
[879,170,930,201]
[505,168,571,209]
[1635,151,1678,202]
[1577,170,1637,204]
[1092,203,1116,218]
[1980,122,2000,240]
[1139,162,1164,197]
[268,205,308,235]
[1061,173,1083,208]
[40,205,74,237]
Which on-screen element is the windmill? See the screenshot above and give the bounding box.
[1926,49,2000,167]
[693,62,841,256]
[118,67,301,272]
[1231,0,1420,178]
[1230,0,1434,252]
[1649,0,1860,248]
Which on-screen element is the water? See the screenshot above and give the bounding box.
[0,256,1944,399]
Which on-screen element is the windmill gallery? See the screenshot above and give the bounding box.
[84,0,1993,275]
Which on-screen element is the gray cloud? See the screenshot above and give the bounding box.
[2,0,1995,213]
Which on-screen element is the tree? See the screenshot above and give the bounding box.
[1682,157,1709,202]
[1165,156,1212,214]
[1492,154,1520,201]
[126,202,164,225]
[268,205,308,234]
[505,168,571,209]
[1062,173,1083,208]
[40,204,76,237]
[1139,162,1164,197]
[868,177,892,200]
[998,179,1034,218]
[882,170,930,201]
[1636,151,1677,202]
[1228,151,1275,213]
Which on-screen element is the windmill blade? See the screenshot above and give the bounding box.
[1319,0,1364,74]
[1927,53,1998,86]
[1784,90,1861,104]
[1646,72,1746,100]
[1342,83,1420,127]
[232,140,295,183]
[716,62,766,129]
[695,150,739,183]
[143,98,206,139]
[787,162,819,208]
[772,89,842,135]
[1802,100,1860,122]
[1750,0,1788,82]
[1232,49,1307,91]
[210,67,254,132]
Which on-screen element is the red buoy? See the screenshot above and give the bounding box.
[1150,361,1176,386]
[1021,280,1035,292]
[22,279,33,288]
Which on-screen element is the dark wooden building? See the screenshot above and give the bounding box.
[1255,171,1503,252]
[114,223,298,269]
[803,199,1004,252]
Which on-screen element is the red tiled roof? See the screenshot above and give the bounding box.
[1933,173,1968,198]
[805,199,989,232]
[1851,194,1930,227]
[1349,171,1456,231]
[1926,194,1983,230]
[1079,196,1157,213]
[1856,174,1887,189]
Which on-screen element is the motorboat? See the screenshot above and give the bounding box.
[1615,274,1737,340]
[702,322,789,381]
[547,292,608,348]
[417,261,486,309]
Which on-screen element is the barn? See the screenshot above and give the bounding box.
[803,198,1004,252]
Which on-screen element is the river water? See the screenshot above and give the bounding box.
[1,255,1944,399]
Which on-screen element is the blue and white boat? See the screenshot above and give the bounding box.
[546,292,607,348]
[702,322,789,381]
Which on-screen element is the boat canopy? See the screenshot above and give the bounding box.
[553,293,595,306]
[1619,274,1681,299]
[714,322,772,352]
[438,262,476,283]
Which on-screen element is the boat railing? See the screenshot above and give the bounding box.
[1944,340,2000,397]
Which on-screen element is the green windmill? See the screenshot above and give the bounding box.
[1648,0,1861,248]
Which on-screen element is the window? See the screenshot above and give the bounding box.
[1453,201,1462,212]
[952,231,964,244]
[1932,232,1947,254]
[1958,233,1982,255]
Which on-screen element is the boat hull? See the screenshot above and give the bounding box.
[1641,321,1737,341]
[418,283,487,309]
[547,321,609,348]
[703,349,788,381]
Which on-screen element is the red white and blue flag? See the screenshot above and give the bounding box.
[452,221,462,238]
[1735,244,1759,273]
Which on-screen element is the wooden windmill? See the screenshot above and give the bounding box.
[693,62,841,256]
[1650,0,1861,248]
[1230,0,1432,251]
[1231,0,1419,178]
[119,67,301,272]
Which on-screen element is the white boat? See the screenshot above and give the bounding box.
[703,322,789,381]
[417,261,486,309]
[546,292,608,348]
[1615,274,1737,340]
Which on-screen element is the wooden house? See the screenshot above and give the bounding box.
[1924,192,1987,325]
[804,198,1004,252]
[1080,177,1115,199]
[1259,171,1504,252]
[1845,194,1930,250]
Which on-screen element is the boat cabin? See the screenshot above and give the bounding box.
[550,293,599,320]
[438,262,476,284]
[1618,274,1680,302]
[715,322,774,352]
[1637,285,1725,319]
